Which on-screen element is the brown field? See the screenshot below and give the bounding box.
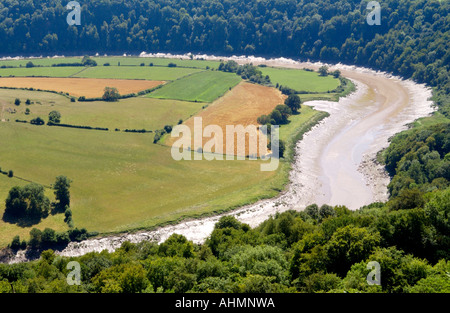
[167,81,286,157]
[0,77,164,98]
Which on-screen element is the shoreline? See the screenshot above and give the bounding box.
[2,53,435,263]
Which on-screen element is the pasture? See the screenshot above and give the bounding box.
[0,122,277,243]
[0,66,84,78]
[260,67,340,92]
[0,56,221,70]
[148,71,242,102]
[74,65,203,81]
[0,89,204,131]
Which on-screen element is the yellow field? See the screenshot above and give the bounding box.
[167,81,286,156]
[0,77,164,98]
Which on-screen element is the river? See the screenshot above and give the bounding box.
[6,55,435,262]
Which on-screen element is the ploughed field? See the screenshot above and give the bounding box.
[0,56,342,247]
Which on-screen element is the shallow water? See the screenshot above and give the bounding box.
[4,54,435,263]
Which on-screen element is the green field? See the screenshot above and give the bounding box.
[0,66,85,78]
[0,122,279,245]
[260,67,341,93]
[0,56,221,70]
[148,71,242,102]
[92,56,221,69]
[0,89,204,131]
[75,65,203,81]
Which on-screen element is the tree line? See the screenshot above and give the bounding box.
[0,193,448,293]
[0,1,447,93]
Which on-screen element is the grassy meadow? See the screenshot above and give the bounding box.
[0,66,85,78]
[260,67,340,92]
[0,89,204,131]
[0,122,278,243]
[0,56,221,70]
[148,71,242,102]
[75,66,203,81]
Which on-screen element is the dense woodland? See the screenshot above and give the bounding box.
[0,0,449,293]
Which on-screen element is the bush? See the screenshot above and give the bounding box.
[164,125,173,133]
[25,99,31,105]
[30,117,45,125]
[10,235,21,250]
[48,111,61,124]
[168,62,177,67]
[14,98,20,106]
[7,170,13,178]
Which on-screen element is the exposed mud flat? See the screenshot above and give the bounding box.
[4,53,435,263]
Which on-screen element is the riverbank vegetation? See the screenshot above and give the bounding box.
[1,194,449,293]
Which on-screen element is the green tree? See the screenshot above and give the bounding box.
[284,94,301,113]
[54,176,72,211]
[48,111,61,124]
[102,87,120,102]
[324,225,381,276]
[29,228,43,249]
[14,98,21,106]
[318,66,329,76]
[4,183,50,220]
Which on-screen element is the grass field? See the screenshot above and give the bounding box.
[148,71,242,102]
[0,77,163,98]
[0,66,85,78]
[260,67,340,92]
[0,56,221,70]
[74,65,203,81]
[93,56,221,69]
[0,89,205,131]
[0,122,277,246]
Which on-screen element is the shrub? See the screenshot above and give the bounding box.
[164,125,173,133]
[14,98,21,106]
[30,117,45,125]
[25,99,31,105]
[48,111,61,124]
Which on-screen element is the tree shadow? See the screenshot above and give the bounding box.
[2,212,42,227]
[50,202,65,215]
